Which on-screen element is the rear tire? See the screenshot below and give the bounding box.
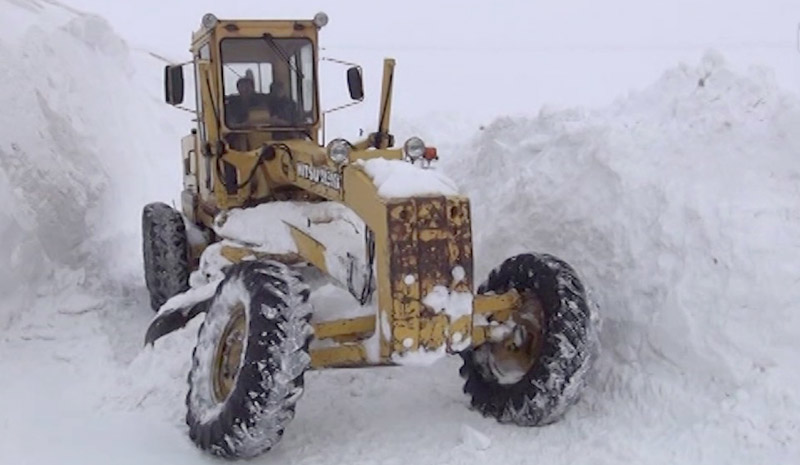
[186,260,313,459]
[142,202,189,311]
[460,253,597,426]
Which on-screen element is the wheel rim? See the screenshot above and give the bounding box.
[485,290,546,385]
[212,302,247,403]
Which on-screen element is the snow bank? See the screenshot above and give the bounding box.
[444,51,800,455]
[0,0,186,328]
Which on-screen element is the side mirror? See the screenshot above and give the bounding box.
[164,65,184,105]
[347,66,364,101]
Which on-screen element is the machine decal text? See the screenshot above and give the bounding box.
[296,162,341,190]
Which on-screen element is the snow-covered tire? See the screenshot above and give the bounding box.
[142,202,190,311]
[460,253,596,426]
[186,260,313,459]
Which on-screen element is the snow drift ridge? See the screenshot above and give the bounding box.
[446,51,800,454]
[0,0,185,328]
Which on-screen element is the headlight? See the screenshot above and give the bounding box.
[313,12,329,28]
[327,138,350,164]
[403,137,426,161]
[201,13,218,29]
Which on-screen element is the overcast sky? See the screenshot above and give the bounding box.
[61,0,800,132]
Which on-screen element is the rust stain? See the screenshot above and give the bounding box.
[385,196,476,355]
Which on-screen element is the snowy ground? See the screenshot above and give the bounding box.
[2,1,799,464]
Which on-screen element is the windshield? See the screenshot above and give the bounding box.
[220,37,316,129]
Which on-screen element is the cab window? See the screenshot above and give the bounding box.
[221,38,316,129]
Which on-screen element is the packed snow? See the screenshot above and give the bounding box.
[358,158,460,198]
[205,201,374,323]
[442,50,800,462]
[2,1,800,464]
[420,285,473,352]
[0,0,182,330]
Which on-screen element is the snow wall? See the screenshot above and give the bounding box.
[0,0,185,329]
[442,52,800,448]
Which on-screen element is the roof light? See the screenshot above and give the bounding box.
[313,12,329,29]
[202,13,218,30]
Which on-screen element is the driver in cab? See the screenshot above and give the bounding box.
[226,71,297,127]
[226,71,270,127]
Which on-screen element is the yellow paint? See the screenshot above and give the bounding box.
[220,245,256,263]
[313,316,374,340]
[165,17,533,371]
[286,223,328,273]
[471,291,522,347]
[310,344,367,368]
[473,290,522,314]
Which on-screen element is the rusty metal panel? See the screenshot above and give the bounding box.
[387,200,416,240]
[418,314,448,350]
[446,197,474,293]
[415,197,447,229]
[384,196,477,357]
[387,200,420,353]
[415,196,450,298]
[417,238,450,297]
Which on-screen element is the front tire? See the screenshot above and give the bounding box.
[186,260,313,459]
[142,202,190,311]
[460,253,597,426]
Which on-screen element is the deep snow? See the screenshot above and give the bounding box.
[1,1,799,464]
[442,51,800,461]
[0,0,184,330]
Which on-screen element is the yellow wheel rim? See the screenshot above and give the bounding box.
[212,302,247,402]
[487,291,546,384]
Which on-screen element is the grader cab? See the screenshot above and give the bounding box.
[143,12,597,459]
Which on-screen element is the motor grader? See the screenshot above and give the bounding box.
[143,11,597,459]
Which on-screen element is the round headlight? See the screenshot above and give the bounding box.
[313,12,329,28]
[202,13,218,29]
[327,138,350,164]
[403,137,426,160]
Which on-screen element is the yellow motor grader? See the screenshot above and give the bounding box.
[143,12,597,459]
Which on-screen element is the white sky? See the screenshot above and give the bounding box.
[61,0,800,133]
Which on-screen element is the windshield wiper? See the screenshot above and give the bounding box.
[262,33,303,79]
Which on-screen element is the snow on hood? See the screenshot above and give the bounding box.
[443,51,800,436]
[358,158,460,198]
[212,201,363,255]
